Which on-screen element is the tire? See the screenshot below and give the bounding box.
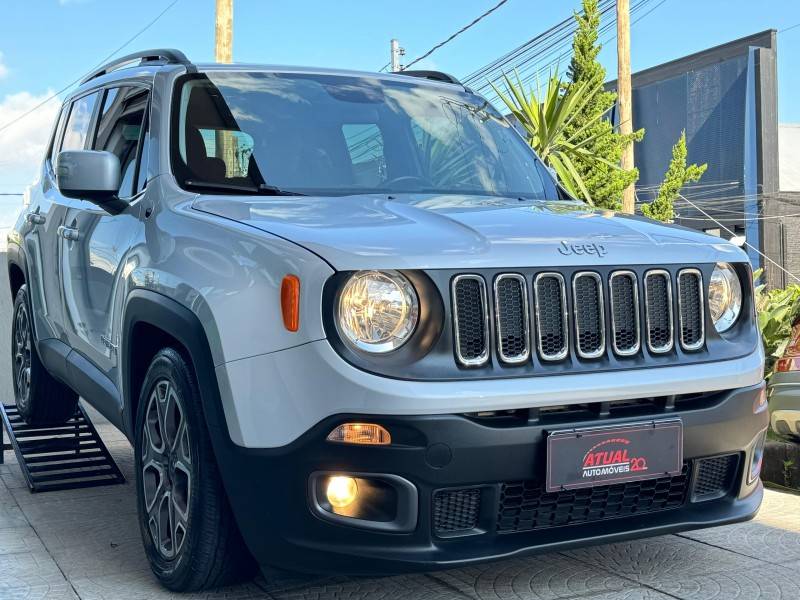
[134,347,256,592]
[11,285,78,426]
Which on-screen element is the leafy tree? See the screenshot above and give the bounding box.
[492,71,621,203]
[641,130,707,222]
[565,0,643,210]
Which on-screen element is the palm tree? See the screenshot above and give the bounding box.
[491,70,621,204]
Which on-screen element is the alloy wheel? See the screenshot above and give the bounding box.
[141,378,192,560]
[12,300,32,410]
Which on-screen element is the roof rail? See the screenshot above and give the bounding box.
[397,70,463,86]
[79,48,193,85]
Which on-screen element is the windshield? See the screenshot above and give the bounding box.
[172,71,557,199]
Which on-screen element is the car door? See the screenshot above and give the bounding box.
[25,92,99,342]
[59,85,149,378]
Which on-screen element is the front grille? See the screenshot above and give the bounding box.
[433,488,481,534]
[452,275,489,366]
[692,454,739,501]
[609,271,640,355]
[451,266,708,369]
[644,270,674,353]
[534,273,568,360]
[497,464,690,534]
[494,274,530,363]
[573,272,605,358]
[678,269,704,351]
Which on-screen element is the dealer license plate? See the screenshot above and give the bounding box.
[546,419,683,492]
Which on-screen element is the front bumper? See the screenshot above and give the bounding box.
[214,382,768,575]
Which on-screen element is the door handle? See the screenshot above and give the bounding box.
[26,213,45,225]
[57,225,80,242]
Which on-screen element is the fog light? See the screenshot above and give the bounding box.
[327,423,391,445]
[748,430,767,484]
[326,476,358,508]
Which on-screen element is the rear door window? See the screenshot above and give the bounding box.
[60,92,99,151]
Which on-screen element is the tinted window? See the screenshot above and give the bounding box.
[61,92,98,151]
[93,87,149,197]
[173,72,554,199]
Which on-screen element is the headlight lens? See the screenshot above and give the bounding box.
[337,270,419,353]
[708,262,742,333]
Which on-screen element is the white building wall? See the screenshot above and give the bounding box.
[780,123,800,192]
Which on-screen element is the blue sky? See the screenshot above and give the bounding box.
[0,0,799,196]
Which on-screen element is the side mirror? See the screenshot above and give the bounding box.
[55,150,127,213]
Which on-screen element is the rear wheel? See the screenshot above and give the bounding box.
[134,348,255,591]
[12,285,78,425]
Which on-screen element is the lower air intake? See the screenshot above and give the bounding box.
[433,488,481,535]
[497,464,689,534]
[692,454,739,501]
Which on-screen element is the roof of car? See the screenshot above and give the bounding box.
[75,48,466,93]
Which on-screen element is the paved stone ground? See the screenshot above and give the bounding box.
[3,258,800,599]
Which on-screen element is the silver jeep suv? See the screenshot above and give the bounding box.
[7,49,767,591]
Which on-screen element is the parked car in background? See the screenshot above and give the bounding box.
[769,319,800,442]
[7,49,768,592]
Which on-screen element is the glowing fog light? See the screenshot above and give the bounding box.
[326,476,358,508]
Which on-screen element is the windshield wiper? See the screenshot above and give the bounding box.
[184,179,305,196]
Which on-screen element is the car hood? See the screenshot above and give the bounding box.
[192,193,748,270]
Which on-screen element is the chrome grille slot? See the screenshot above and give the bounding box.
[644,270,674,353]
[678,269,705,351]
[452,275,489,366]
[572,272,605,359]
[534,273,568,361]
[493,274,530,364]
[609,271,640,356]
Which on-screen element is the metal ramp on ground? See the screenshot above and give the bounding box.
[0,403,125,493]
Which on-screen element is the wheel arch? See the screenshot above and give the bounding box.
[121,289,228,447]
[7,242,29,300]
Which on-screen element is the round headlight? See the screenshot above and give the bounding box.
[337,270,419,353]
[708,262,742,333]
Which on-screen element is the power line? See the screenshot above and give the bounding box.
[678,193,800,283]
[780,22,800,34]
[463,0,615,88]
[401,0,511,71]
[0,0,180,136]
[482,0,661,104]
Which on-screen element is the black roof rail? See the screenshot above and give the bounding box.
[79,48,193,85]
[397,70,463,86]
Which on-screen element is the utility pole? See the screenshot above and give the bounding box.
[215,0,233,63]
[390,39,405,72]
[215,0,234,177]
[617,0,635,214]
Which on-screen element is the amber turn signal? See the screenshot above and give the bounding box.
[280,275,300,332]
[326,423,391,445]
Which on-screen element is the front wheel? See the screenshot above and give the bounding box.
[134,348,255,592]
[11,285,78,425]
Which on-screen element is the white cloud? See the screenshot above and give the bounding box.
[0,52,8,79]
[0,90,61,190]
